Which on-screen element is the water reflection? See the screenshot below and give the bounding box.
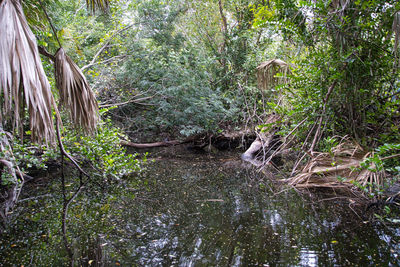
[0,152,399,266]
[299,248,318,266]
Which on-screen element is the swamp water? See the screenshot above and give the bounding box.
[0,150,400,266]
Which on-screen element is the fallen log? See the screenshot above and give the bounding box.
[121,140,183,148]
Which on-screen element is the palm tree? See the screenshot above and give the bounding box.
[0,0,109,183]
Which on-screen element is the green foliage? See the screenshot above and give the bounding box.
[0,138,56,186]
[0,172,15,187]
[118,46,240,136]
[63,113,144,179]
[349,143,400,201]
[102,1,251,137]
[36,0,277,139]
[2,113,143,185]
[252,0,400,148]
[13,142,56,172]
[321,137,339,154]
[361,143,400,174]
[373,205,392,222]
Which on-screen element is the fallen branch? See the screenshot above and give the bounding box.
[121,140,183,148]
[263,117,307,166]
[18,194,53,203]
[120,134,204,148]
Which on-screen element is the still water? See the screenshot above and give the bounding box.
[1,151,399,266]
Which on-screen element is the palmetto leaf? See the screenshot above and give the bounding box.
[86,0,110,14]
[0,0,56,144]
[54,48,98,133]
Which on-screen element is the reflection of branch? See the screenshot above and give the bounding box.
[61,170,85,265]
[55,117,90,265]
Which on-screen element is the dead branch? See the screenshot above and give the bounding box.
[263,117,308,166]
[380,153,400,161]
[99,95,155,108]
[81,54,127,71]
[121,140,183,148]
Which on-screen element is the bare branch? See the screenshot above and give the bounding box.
[81,54,127,72]
[81,24,134,71]
[99,95,155,108]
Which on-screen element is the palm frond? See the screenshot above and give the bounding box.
[86,0,110,14]
[0,0,56,144]
[54,48,98,133]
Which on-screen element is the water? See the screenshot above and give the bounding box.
[1,151,399,266]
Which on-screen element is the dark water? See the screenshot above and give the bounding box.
[1,152,400,266]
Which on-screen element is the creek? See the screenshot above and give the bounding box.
[0,149,399,266]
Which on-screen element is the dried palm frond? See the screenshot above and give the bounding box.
[288,142,386,192]
[256,59,290,91]
[393,11,400,56]
[54,48,98,133]
[86,0,110,14]
[0,0,56,144]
